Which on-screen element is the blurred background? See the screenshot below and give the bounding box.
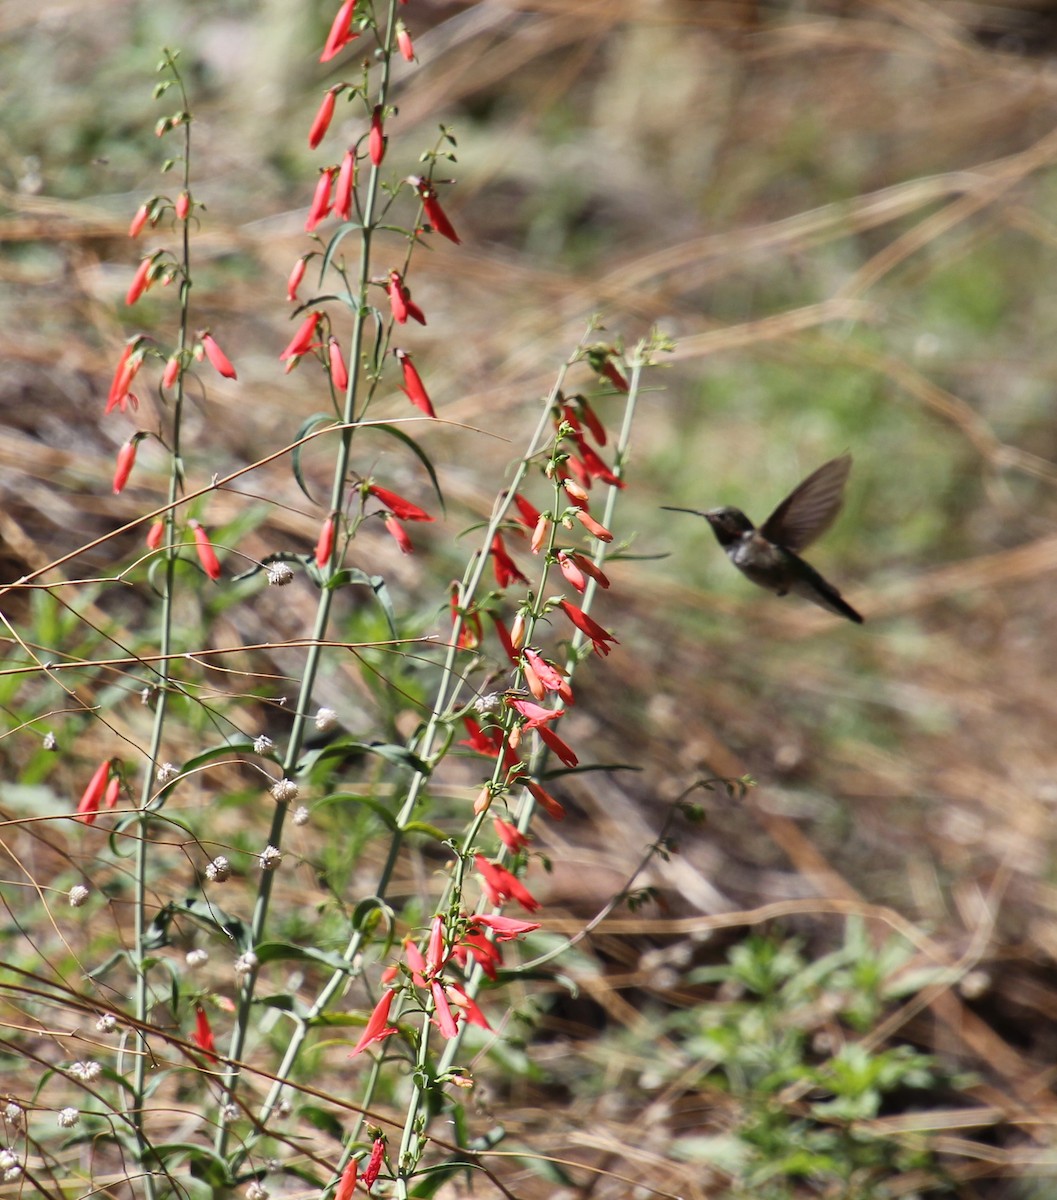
[5,1,1057,1196]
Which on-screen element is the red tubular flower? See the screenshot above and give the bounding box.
[367,483,433,522]
[334,150,356,221]
[350,990,398,1056]
[320,0,359,62]
[530,513,551,555]
[410,176,461,244]
[523,659,545,701]
[77,759,112,825]
[404,938,428,988]
[386,272,426,325]
[103,773,121,810]
[146,520,165,551]
[334,1160,358,1200]
[493,816,529,853]
[286,256,307,303]
[280,311,323,361]
[556,549,586,592]
[558,598,618,655]
[128,202,151,238]
[490,612,518,664]
[474,854,540,913]
[575,437,623,487]
[162,353,180,390]
[175,190,190,221]
[526,778,565,820]
[387,270,409,324]
[394,348,435,416]
[490,532,527,588]
[566,453,592,491]
[189,520,222,581]
[384,514,413,554]
[112,436,140,494]
[562,478,590,508]
[446,983,490,1030]
[578,395,607,444]
[125,256,154,307]
[459,716,499,755]
[559,549,609,591]
[450,586,481,649]
[431,979,458,1039]
[308,86,339,149]
[369,105,385,167]
[511,493,541,530]
[453,928,502,979]
[362,1137,385,1192]
[573,508,614,543]
[506,696,563,728]
[315,514,336,567]
[470,913,541,941]
[191,1003,218,1063]
[426,914,446,976]
[396,22,415,62]
[523,648,572,701]
[199,332,237,380]
[305,167,336,232]
[537,724,578,767]
[327,337,349,390]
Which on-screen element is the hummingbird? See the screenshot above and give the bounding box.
[663,454,864,623]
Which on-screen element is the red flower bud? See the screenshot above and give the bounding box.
[175,190,191,221]
[315,514,336,567]
[334,1160,358,1200]
[146,520,165,551]
[396,23,415,62]
[76,759,112,825]
[280,311,323,361]
[410,176,460,244]
[305,167,336,232]
[334,149,356,221]
[384,514,414,554]
[189,520,222,581]
[558,598,618,655]
[125,256,154,307]
[128,202,151,238]
[327,337,348,390]
[394,348,435,417]
[320,0,359,62]
[286,256,307,303]
[162,354,181,390]
[369,105,385,167]
[308,86,339,149]
[199,332,237,380]
[112,436,140,494]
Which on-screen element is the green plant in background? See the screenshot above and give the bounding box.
[672,922,958,1198]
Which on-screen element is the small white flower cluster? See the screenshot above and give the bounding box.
[2,1103,23,1131]
[68,885,89,908]
[156,762,179,785]
[57,1107,79,1128]
[96,1013,116,1034]
[0,1146,21,1181]
[186,949,209,969]
[314,706,337,732]
[258,845,281,872]
[235,951,258,978]
[266,561,294,586]
[254,734,274,755]
[270,778,298,803]
[292,805,309,827]
[245,1182,269,1200]
[205,856,231,883]
[68,1061,101,1083]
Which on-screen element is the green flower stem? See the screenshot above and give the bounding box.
[128,52,192,1199]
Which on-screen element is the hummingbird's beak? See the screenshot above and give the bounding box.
[660,505,710,519]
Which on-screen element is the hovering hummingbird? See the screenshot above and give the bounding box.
[663,454,864,623]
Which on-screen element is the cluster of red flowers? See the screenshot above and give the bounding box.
[351,910,540,1060]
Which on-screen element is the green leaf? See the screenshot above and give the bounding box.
[319,223,363,282]
[299,1104,345,1141]
[324,568,398,638]
[253,941,355,973]
[369,423,445,513]
[292,413,340,503]
[316,791,398,831]
[400,820,448,841]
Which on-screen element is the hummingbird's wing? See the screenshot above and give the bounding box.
[759,454,852,553]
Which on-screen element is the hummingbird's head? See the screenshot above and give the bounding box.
[704,506,754,546]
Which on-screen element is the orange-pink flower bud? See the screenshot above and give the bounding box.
[125,256,154,307]
[305,167,336,231]
[146,520,165,551]
[327,337,348,390]
[128,202,152,238]
[334,150,356,221]
[175,190,191,221]
[396,22,415,62]
[315,514,336,568]
[162,354,181,390]
[384,514,414,554]
[112,436,140,494]
[573,508,613,542]
[286,256,307,303]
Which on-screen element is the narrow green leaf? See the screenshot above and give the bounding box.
[292,413,340,503]
[370,424,445,512]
